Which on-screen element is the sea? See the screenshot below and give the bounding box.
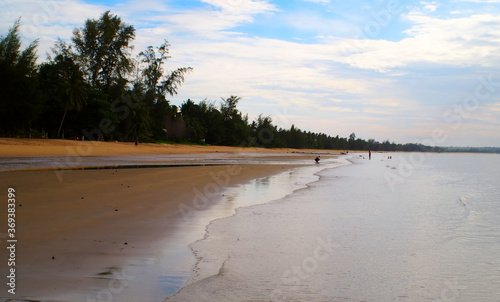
[160,152,500,302]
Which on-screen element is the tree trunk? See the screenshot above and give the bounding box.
[57,109,68,138]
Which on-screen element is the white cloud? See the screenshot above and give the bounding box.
[167,33,425,139]
[200,0,276,15]
[420,1,438,13]
[0,0,109,60]
[450,9,473,14]
[341,12,500,71]
[303,0,330,4]
[459,0,500,2]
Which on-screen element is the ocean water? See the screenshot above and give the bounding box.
[165,153,500,302]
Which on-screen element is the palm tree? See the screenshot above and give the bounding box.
[57,68,87,137]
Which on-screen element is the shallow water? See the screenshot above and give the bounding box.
[58,157,348,302]
[166,153,500,301]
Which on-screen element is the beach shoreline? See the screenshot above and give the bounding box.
[175,158,353,297]
[0,138,342,301]
[0,165,304,301]
[0,137,341,158]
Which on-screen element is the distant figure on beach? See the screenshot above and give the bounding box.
[315,155,321,163]
[135,139,138,146]
[369,151,371,160]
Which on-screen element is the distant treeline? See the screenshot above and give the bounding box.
[437,146,500,154]
[1,12,498,154]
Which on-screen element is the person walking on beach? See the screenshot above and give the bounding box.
[315,155,321,163]
[369,151,371,160]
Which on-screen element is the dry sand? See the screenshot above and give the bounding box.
[0,138,340,300]
[0,138,333,157]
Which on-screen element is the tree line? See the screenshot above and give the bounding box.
[1,12,498,153]
[1,12,192,143]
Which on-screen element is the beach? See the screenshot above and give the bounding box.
[0,138,339,301]
[0,138,313,158]
[3,139,498,301]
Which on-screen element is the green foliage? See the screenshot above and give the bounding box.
[180,99,207,143]
[137,41,193,99]
[218,96,251,146]
[134,41,193,141]
[40,40,88,137]
[0,19,41,135]
[250,114,275,148]
[139,43,167,93]
[72,11,135,90]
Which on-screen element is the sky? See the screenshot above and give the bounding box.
[2,0,500,147]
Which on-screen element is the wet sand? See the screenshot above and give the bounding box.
[0,138,340,301]
[0,165,293,300]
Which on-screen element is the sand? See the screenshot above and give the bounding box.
[0,138,340,300]
[0,138,332,157]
